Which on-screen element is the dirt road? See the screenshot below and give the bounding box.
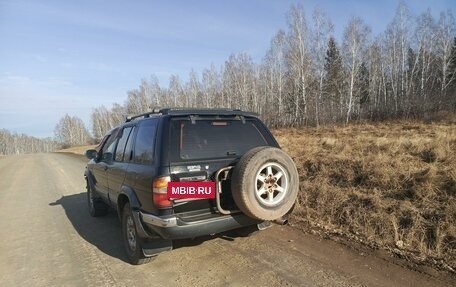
[0,153,452,286]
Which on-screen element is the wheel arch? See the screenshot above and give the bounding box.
[117,186,141,221]
[84,169,95,189]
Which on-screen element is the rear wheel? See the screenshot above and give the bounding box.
[86,181,108,217]
[231,147,299,221]
[121,203,151,265]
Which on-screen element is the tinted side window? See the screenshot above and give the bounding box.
[101,129,119,162]
[96,134,110,153]
[123,126,136,162]
[133,120,158,165]
[114,127,133,162]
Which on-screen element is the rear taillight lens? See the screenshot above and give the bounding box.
[153,176,172,208]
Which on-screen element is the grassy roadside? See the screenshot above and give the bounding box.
[274,120,456,273]
[57,145,97,155]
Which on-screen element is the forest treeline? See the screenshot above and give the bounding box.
[1,2,455,154]
[0,129,57,155]
[0,114,90,155]
[90,2,456,139]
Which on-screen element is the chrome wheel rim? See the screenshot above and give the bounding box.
[255,163,288,206]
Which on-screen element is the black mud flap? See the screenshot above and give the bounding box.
[132,210,173,258]
[142,239,173,257]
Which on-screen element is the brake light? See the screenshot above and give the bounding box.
[152,176,172,208]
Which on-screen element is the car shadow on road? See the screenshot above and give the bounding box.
[49,192,249,263]
[49,192,128,263]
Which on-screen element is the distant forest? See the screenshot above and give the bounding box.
[90,3,456,139]
[0,131,57,155]
[1,2,456,153]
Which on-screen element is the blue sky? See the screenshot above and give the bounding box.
[0,0,454,138]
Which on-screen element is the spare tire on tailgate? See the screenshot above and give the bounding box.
[231,146,299,221]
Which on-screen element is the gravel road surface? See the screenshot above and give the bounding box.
[0,153,452,286]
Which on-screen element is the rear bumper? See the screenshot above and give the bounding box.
[138,211,259,240]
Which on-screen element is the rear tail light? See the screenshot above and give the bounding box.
[153,176,172,208]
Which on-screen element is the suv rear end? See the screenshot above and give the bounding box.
[141,110,279,237]
[85,109,298,264]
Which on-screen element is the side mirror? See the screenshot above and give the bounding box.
[85,149,98,160]
[102,152,113,162]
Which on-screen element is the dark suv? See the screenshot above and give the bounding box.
[84,108,298,264]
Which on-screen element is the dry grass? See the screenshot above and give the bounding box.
[57,145,97,155]
[274,119,456,271]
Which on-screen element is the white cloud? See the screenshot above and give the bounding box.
[88,62,112,72]
[34,55,47,62]
[60,62,73,69]
[0,74,73,88]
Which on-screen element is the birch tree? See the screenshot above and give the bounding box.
[148,75,162,108]
[436,10,456,107]
[384,1,413,115]
[186,69,202,108]
[168,75,184,107]
[342,17,371,122]
[223,53,257,111]
[286,4,312,125]
[415,9,437,110]
[367,41,385,119]
[54,114,90,147]
[202,64,221,108]
[311,7,333,126]
[125,78,154,114]
[260,30,288,126]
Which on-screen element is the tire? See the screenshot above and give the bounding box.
[87,181,108,217]
[231,147,299,221]
[121,203,151,265]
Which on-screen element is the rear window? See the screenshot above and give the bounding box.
[170,119,269,161]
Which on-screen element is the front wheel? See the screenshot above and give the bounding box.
[86,181,108,217]
[121,203,151,265]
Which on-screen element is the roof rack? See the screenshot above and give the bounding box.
[125,108,258,122]
[125,108,162,122]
